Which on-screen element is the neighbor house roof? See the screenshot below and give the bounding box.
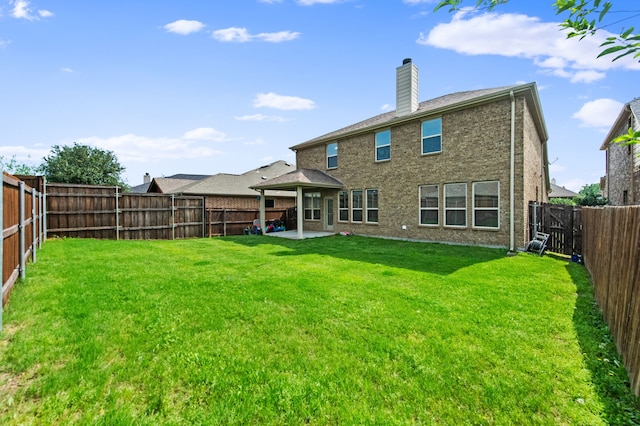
[600,98,640,150]
[291,83,548,150]
[174,160,297,197]
[549,182,578,198]
[251,169,345,191]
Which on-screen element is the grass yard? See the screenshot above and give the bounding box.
[0,235,638,424]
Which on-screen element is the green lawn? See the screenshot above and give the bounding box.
[0,236,638,424]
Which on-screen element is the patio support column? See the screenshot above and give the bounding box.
[296,186,303,240]
[259,190,266,232]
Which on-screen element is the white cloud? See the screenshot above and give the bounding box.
[253,92,315,110]
[163,20,205,35]
[212,27,300,43]
[403,0,434,4]
[61,67,74,73]
[572,98,624,128]
[243,138,267,146]
[419,11,640,82]
[234,114,288,122]
[0,145,48,162]
[182,127,229,142]
[76,133,223,163]
[0,39,12,48]
[380,104,392,111]
[11,0,53,21]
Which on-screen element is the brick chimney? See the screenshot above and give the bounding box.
[396,58,419,117]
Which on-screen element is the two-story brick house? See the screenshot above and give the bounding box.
[254,59,549,250]
[600,98,640,205]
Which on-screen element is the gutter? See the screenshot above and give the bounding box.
[510,90,515,253]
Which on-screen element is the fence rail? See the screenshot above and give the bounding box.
[582,206,640,396]
[2,173,45,318]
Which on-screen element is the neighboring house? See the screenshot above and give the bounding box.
[549,179,578,199]
[254,59,549,250]
[600,98,640,205]
[149,160,296,210]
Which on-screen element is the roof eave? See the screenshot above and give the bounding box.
[600,103,631,150]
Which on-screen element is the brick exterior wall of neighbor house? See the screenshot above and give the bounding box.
[296,95,547,249]
[204,195,295,210]
[606,142,636,205]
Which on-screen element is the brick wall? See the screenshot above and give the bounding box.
[297,95,547,249]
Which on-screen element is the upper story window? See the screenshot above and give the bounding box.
[327,142,338,169]
[473,181,499,229]
[422,118,442,155]
[338,191,349,222]
[304,192,321,221]
[444,183,466,227]
[375,130,391,162]
[419,184,439,226]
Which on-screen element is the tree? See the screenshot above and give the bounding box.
[40,143,126,186]
[435,1,639,62]
[0,155,39,175]
[574,183,608,206]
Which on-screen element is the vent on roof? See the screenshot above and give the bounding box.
[261,176,268,180]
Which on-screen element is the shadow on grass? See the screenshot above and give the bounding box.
[568,262,640,425]
[229,234,506,276]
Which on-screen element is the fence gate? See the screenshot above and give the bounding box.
[529,202,582,255]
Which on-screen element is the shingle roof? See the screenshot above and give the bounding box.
[177,160,297,197]
[292,84,543,149]
[549,182,578,198]
[251,169,345,191]
[129,182,151,193]
[149,178,199,194]
[166,173,211,180]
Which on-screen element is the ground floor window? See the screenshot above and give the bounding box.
[366,189,378,223]
[351,190,363,222]
[304,192,321,220]
[339,191,349,222]
[473,181,499,228]
[444,183,467,227]
[419,184,439,226]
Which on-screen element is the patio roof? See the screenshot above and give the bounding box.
[251,168,345,191]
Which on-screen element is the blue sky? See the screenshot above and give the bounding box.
[1,0,639,191]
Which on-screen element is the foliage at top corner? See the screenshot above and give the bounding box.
[434,0,639,63]
[40,143,127,187]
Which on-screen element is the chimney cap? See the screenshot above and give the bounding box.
[402,58,412,65]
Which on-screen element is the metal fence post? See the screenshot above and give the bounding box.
[19,181,25,280]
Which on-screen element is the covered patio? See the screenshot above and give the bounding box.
[251,169,344,240]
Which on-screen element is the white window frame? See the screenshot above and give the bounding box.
[444,183,467,228]
[338,191,349,222]
[472,181,500,229]
[304,192,321,221]
[375,130,391,162]
[351,190,363,223]
[366,189,379,224]
[421,118,442,155]
[419,184,439,226]
[327,142,338,169]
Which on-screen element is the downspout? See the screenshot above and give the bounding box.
[509,91,516,253]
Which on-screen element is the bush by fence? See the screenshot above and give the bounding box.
[582,206,640,396]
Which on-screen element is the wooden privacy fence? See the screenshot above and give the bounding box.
[582,206,640,396]
[2,173,45,315]
[46,183,205,240]
[529,202,582,255]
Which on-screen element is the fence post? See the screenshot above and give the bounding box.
[19,181,26,280]
[32,188,37,263]
[202,197,206,238]
[38,191,44,248]
[115,186,120,241]
[171,194,175,240]
[223,209,227,237]
[1,173,3,332]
